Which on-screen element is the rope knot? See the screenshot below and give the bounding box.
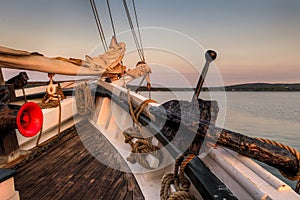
[123,91,162,169]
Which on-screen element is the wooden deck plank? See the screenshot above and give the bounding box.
[32,151,94,198]
[15,132,92,199]
[52,156,106,200]
[8,120,144,200]
[13,132,86,193]
[125,173,145,200]
[13,127,79,173]
[67,163,108,199]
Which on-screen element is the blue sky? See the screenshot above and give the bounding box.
[1,0,299,86]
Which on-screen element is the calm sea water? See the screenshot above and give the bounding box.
[141,91,300,188]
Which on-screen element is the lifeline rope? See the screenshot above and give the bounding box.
[37,96,62,146]
[123,90,162,169]
[21,87,27,103]
[35,126,43,147]
[57,97,62,136]
[256,137,300,193]
[160,154,197,200]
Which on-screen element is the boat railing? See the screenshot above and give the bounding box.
[94,81,238,200]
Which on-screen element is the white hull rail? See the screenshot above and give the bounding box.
[94,81,300,200]
[94,81,236,199]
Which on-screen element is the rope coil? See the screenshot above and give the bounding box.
[75,83,95,116]
[160,154,197,200]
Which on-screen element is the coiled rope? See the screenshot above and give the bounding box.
[123,90,162,169]
[160,154,197,200]
[75,83,95,116]
[256,137,300,193]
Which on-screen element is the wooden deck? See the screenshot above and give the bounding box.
[8,120,144,200]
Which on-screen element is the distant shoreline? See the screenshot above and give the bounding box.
[128,83,300,92]
[25,81,300,92]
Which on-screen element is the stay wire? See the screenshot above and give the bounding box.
[132,0,145,60]
[106,0,116,38]
[93,0,108,51]
[122,0,144,61]
[123,0,142,60]
[90,0,108,52]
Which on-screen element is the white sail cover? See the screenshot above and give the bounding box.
[83,36,126,71]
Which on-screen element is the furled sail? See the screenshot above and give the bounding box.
[83,36,126,71]
[0,37,125,76]
[0,46,102,76]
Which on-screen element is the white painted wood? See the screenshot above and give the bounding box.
[203,147,300,199]
[0,177,20,200]
[96,97,112,127]
[94,81,300,200]
[16,97,80,150]
[202,153,254,199]
[230,151,289,191]
[14,81,79,98]
[15,85,47,97]
[90,93,175,200]
[10,80,300,200]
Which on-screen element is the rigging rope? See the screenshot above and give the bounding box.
[106,0,116,37]
[256,137,300,193]
[256,137,300,180]
[122,0,145,61]
[90,0,108,52]
[132,0,145,59]
[37,84,64,146]
[123,90,162,169]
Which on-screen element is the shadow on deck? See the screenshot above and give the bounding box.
[7,120,144,200]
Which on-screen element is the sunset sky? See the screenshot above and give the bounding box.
[1,0,299,86]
